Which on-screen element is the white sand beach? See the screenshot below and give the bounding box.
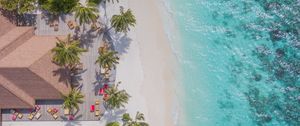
[111,0,179,126]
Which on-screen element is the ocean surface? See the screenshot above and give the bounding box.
[165,0,300,126]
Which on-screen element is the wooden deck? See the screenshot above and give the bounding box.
[1,12,116,122]
[35,14,75,36]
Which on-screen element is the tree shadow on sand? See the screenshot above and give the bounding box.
[64,120,82,126]
[114,34,132,55]
[102,109,127,123]
[103,31,132,55]
[79,30,99,49]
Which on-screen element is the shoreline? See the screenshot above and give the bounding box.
[114,0,181,125]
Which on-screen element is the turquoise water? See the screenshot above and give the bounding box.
[168,0,300,126]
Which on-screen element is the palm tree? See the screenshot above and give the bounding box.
[122,112,149,126]
[111,8,136,33]
[39,0,79,15]
[95,49,119,71]
[0,0,36,14]
[73,2,99,26]
[104,83,130,110]
[87,0,102,5]
[51,34,87,69]
[62,88,84,112]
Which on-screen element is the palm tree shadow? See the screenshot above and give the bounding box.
[52,67,71,87]
[103,109,127,123]
[80,31,98,49]
[106,32,132,55]
[93,70,103,95]
[64,121,82,126]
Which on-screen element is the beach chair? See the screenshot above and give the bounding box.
[99,88,104,95]
[28,113,34,120]
[64,108,70,115]
[17,113,23,119]
[96,100,100,105]
[35,112,41,119]
[67,21,75,29]
[90,105,95,112]
[95,110,100,116]
[52,113,58,120]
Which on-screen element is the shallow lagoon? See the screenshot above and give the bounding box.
[169,0,300,125]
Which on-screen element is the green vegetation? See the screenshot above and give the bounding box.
[106,112,149,126]
[88,0,102,5]
[122,112,149,126]
[106,122,120,126]
[104,83,130,109]
[0,0,36,14]
[39,0,79,15]
[96,49,119,71]
[51,34,87,69]
[73,2,99,25]
[62,88,84,112]
[111,8,136,33]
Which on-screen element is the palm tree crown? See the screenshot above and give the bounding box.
[111,8,136,33]
[96,49,119,70]
[52,35,87,68]
[105,83,130,109]
[106,122,120,126]
[62,88,84,111]
[122,112,149,126]
[73,2,99,25]
[0,0,36,14]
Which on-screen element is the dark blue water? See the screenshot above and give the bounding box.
[169,0,300,125]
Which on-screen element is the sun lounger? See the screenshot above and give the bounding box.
[28,113,34,120]
[64,108,70,115]
[95,110,100,116]
[96,100,100,105]
[99,88,104,95]
[67,21,75,29]
[17,113,23,119]
[52,113,58,120]
[35,112,41,119]
[90,105,95,112]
